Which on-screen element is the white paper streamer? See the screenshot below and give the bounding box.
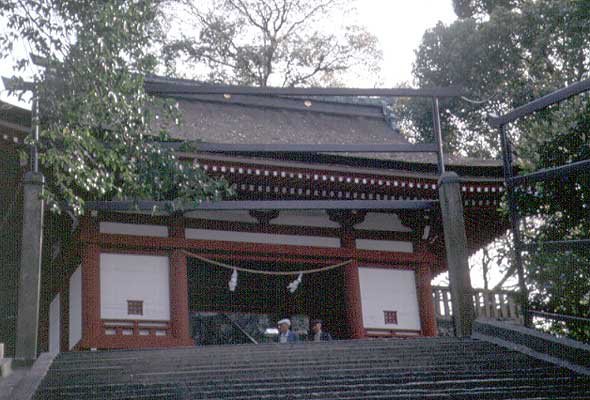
[287,273,303,293]
[228,269,238,292]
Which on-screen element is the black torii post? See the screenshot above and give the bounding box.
[3,77,46,361]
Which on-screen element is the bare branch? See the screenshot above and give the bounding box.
[493,263,517,290]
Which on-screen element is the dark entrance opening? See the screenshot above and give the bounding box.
[187,257,347,344]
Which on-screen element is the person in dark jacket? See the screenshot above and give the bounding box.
[309,319,332,341]
[276,318,298,343]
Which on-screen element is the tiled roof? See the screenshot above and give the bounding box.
[146,76,502,171]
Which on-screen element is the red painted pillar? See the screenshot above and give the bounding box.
[60,285,69,352]
[341,224,365,339]
[416,262,438,337]
[81,216,101,348]
[169,216,193,345]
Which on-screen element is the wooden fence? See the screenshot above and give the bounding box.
[432,286,523,324]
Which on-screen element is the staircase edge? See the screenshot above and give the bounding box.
[473,319,590,376]
[8,352,56,400]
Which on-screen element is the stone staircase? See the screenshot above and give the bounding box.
[32,337,590,399]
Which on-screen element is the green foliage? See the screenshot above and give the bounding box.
[1,0,233,214]
[398,0,590,158]
[406,0,590,340]
[452,0,521,19]
[161,0,382,87]
[528,250,590,342]
[517,100,590,342]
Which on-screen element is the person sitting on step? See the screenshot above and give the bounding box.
[276,318,298,343]
[309,319,332,341]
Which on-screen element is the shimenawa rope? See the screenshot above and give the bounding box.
[182,250,353,276]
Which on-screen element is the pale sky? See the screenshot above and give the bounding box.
[354,0,457,87]
[0,1,457,107]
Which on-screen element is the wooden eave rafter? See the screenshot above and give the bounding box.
[186,156,505,205]
[174,149,504,180]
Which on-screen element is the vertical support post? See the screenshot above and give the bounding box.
[81,231,101,348]
[343,261,365,339]
[169,250,192,344]
[31,87,39,174]
[15,172,45,361]
[432,97,445,175]
[438,172,474,337]
[338,216,365,339]
[416,262,438,337]
[60,284,70,352]
[499,125,530,326]
[168,215,193,345]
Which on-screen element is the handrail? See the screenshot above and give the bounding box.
[489,78,590,127]
[431,285,517,295]
[508,159,590,186]
[221,314,258,344]
[529,310,590,324]
[523,239,590,252]
[490,79,590,327]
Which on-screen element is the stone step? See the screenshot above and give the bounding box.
[35,380,590,400]
[32,337,590,400]
[40,358,559,383]
[37,370,585,396]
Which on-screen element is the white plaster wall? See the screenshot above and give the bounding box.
[100,222,169,237]
[49,294,60,354]
[100,253,170,321]
[270,211,340,228]
[185,228,341,248]
[69,266,82,350]
[355,239,413,253]
[358,267,421,331]
[354,213,412,232]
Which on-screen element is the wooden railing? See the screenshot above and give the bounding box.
[101,319,170,337]
[432,286,523,323]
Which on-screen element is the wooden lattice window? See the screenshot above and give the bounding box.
[383,310,398,325]
[127,300,143,316]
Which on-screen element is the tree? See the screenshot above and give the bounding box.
[160,0,382,87]
[403,0,590,340]
[397,0,590,158]
[452,0,521,19]
[516,100,590,341]
[0,0,232,214]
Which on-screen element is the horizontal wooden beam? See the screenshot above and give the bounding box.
[84,199,438,212]
[1,76,35,92]
[144,80,464,98]
[164,142,439,154]
[88,233,431,265]
[0,119,29,135]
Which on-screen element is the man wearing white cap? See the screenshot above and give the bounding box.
[276,318,298,343]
